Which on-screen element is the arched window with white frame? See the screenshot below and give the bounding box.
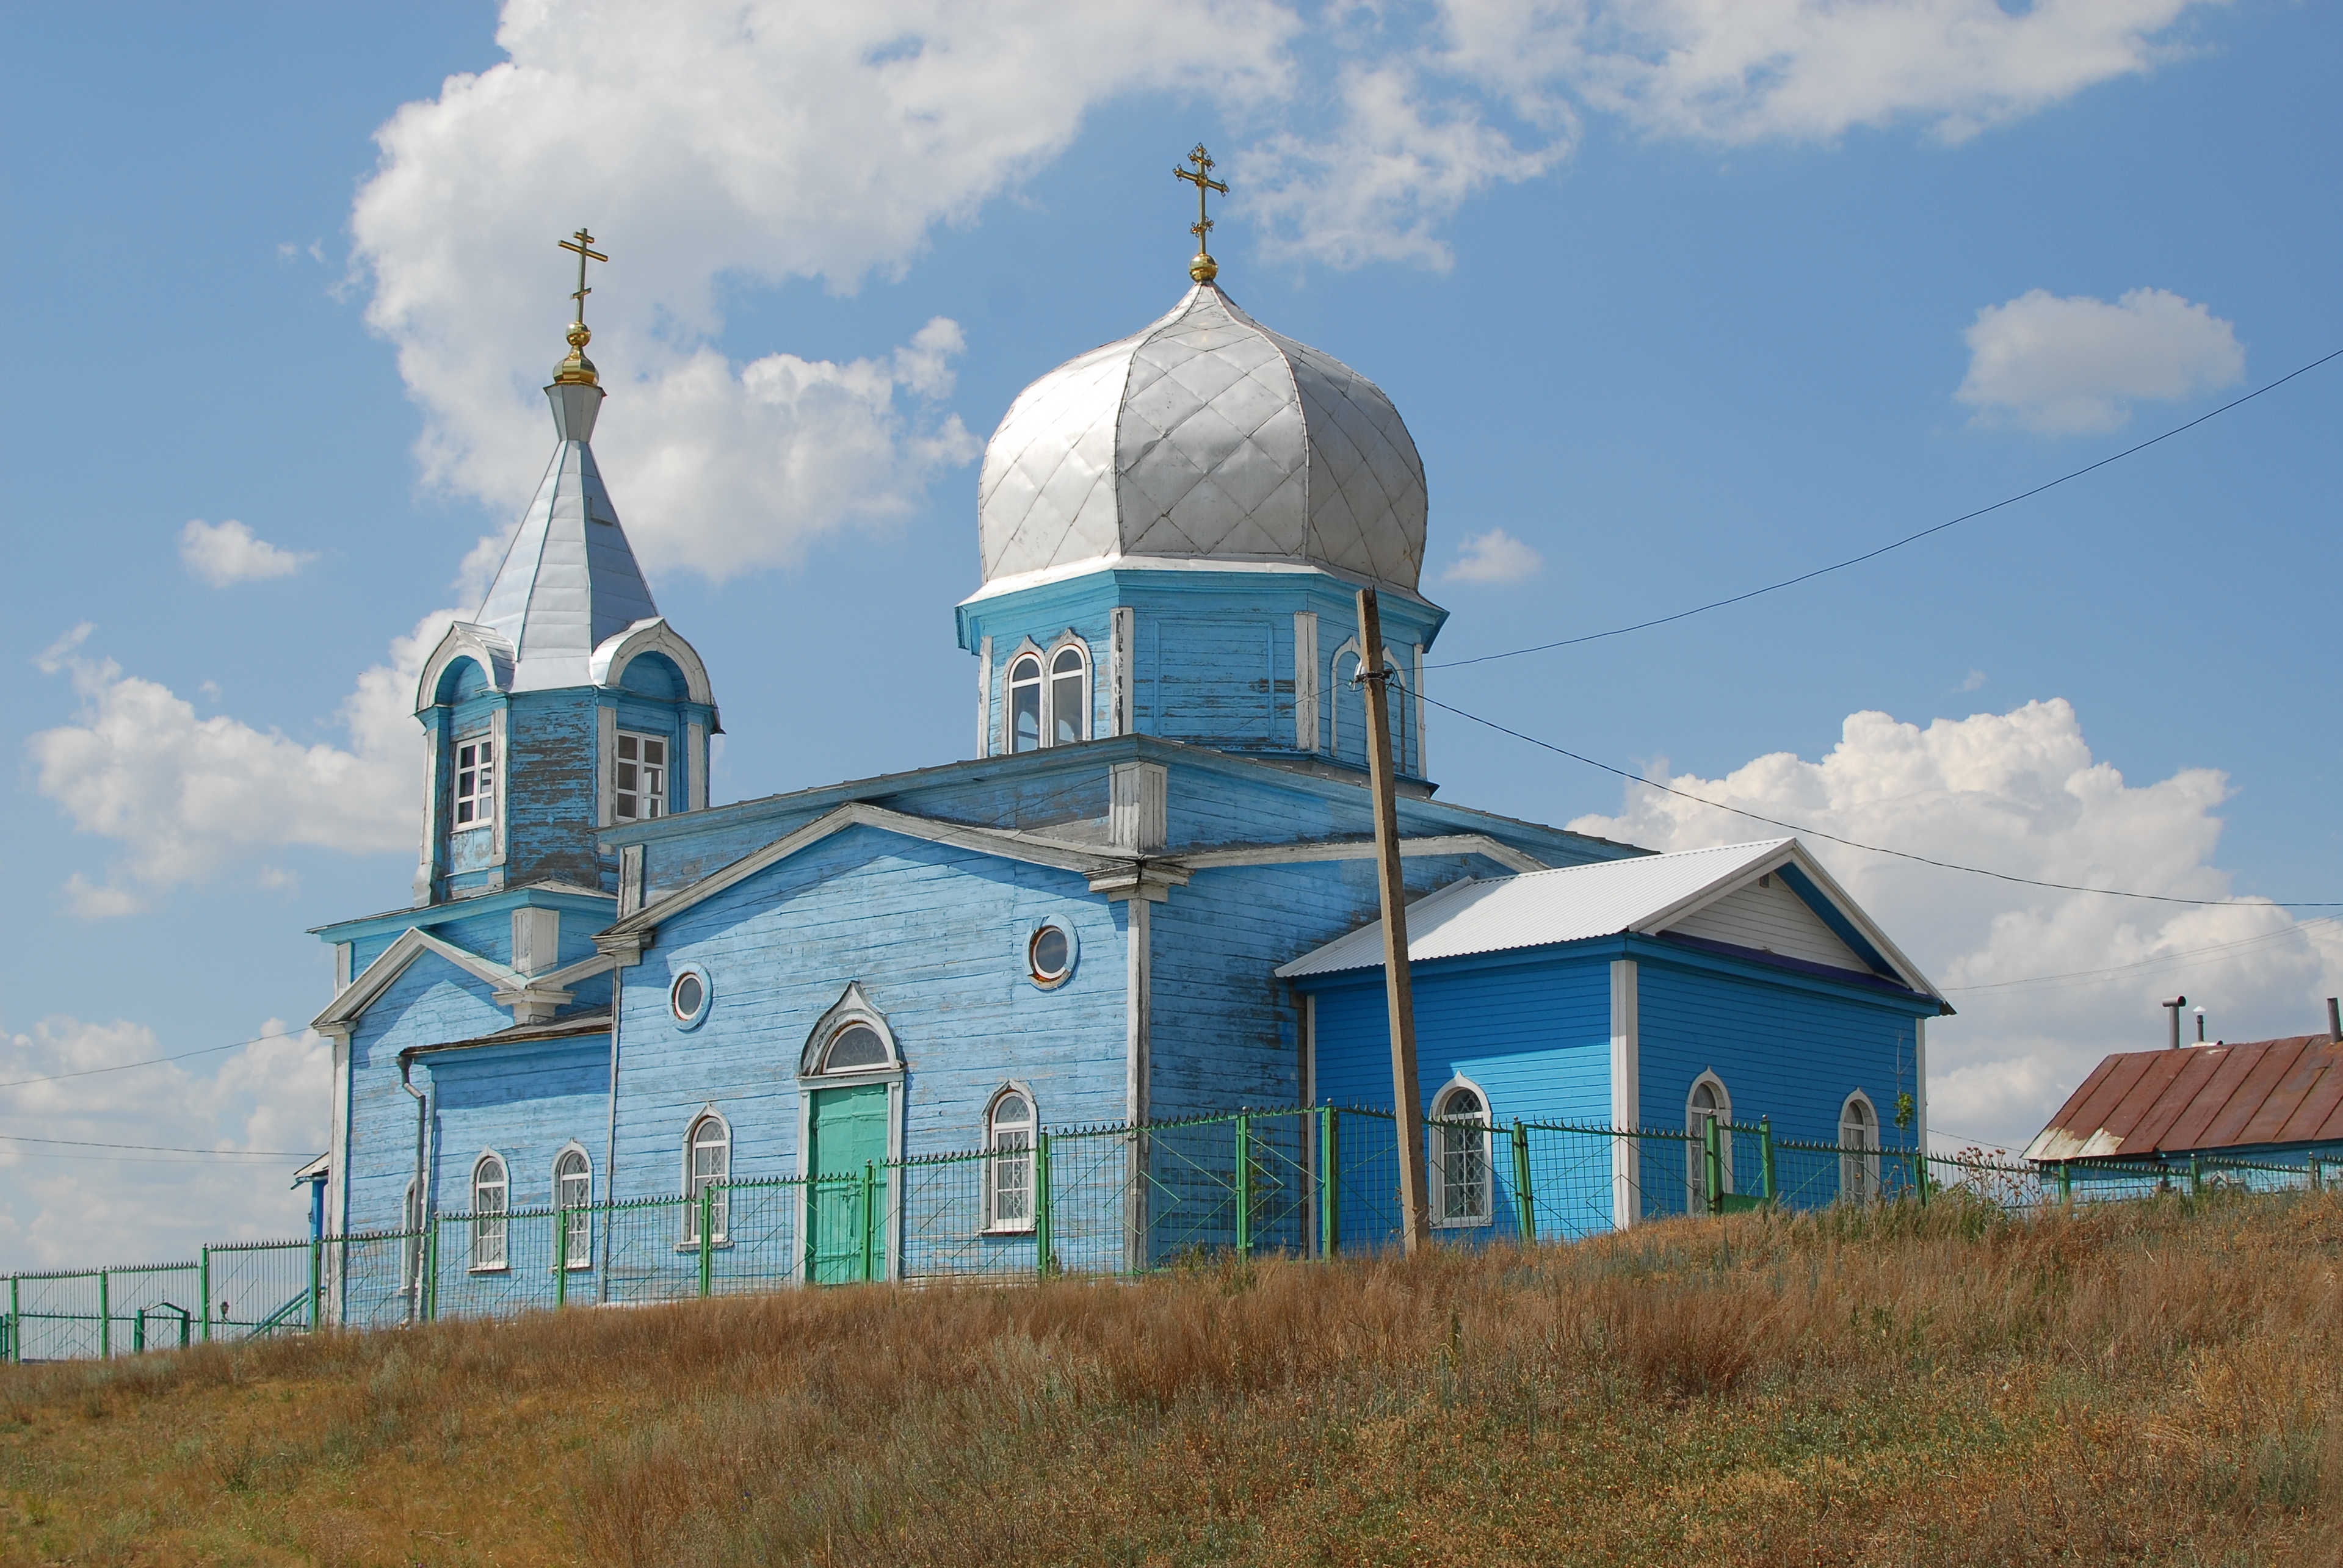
[1331,644,1365,760]
[985,1086,1037,1232]
[1686,1074,1733,1214]
[555,1146,593,1269]
[470,1152,509,1270]
[1430,1080,1493,1227]
[684,1112,730,1245]
[1049,644,1088,746]
[1839,1092,1880,1204]
[1007,653,1043,753]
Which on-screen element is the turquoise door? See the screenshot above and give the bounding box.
[807,1083,889,1284]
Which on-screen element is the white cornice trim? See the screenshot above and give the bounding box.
[313,927,527,1033]
[1179,834,1546,875]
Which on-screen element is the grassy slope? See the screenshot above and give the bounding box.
[4,1194,2342,1566]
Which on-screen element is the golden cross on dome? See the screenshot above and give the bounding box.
[1174,144,1228,283]
[552,228,610,387]
[557,228,609,325]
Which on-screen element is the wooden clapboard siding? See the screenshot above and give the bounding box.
[609,825,1129,1196]
[344,955,514,1229]
[1669,879,1866,972]
[1633,949,1925,1145]
[429,1038,612,1210]
[1305,950,1613,1124]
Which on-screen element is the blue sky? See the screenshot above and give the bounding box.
[1,0,2337,1262]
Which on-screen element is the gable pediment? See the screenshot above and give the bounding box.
[1660,874,1870,973]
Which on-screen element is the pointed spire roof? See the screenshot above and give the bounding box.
[474,380,662,692]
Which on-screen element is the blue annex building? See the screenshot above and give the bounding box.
[308,225,1949,1302]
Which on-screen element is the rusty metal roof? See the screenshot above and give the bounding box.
[2024,1035,2343,1162]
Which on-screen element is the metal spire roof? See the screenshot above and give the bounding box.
[473,381,661,693]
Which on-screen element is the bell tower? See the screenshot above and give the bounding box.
[409,231,720,905]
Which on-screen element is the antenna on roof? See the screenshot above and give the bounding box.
[2194,1005,2206,1044]
[2162,996,2187,1051]
[2328,997,2339,1044]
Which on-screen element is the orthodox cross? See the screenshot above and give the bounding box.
[1174,145,1228,281]
[557,228,609,325]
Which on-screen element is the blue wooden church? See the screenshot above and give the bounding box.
[307,221,1947,1293]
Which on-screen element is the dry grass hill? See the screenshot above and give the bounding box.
[4,1193,2341,1566]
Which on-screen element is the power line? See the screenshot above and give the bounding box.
[1424,345,2343,672]
[1414,689,2343,908]
[0,1133,316,1158]
[1943,916,2339,994]
[0,1030,308,1093]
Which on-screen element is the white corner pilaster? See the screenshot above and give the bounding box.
[1412,643,1427,778]
[412,728,440,906]
[1124,897,1152,1126]
[1109,761,1167,852]
[596,704,618,827]
[975,635,993,757]
[1109,608,1134,737]
[686,720,708,812]
[1294,612,1320,751]
[488,706,510,865]
[512,907,561,975]
[333,942,353,994]
[1609,958,1640,1231]
[618,844,645,917]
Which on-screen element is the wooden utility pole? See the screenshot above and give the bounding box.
[1356,588,1431,1254]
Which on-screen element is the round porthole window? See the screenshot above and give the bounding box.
[670,966,711,1028]
[1028,922,1075,988]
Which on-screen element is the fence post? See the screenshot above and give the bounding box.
[698,1186,714,1299]
[1034,1130,1054,1281]
[1758,1118,1776,1205]
[308,1237,323,1333]
[1512,1122,1535,1243]
[1702,1116,1723,1213]
[1911,1151,1927,1205]
[1320,1107,1340,1259]
[1234,1113,1253,1256]
[555,1210,569,1310]
[2189,1154,2202,1199]
[2057,1162,2073,1204]
[198,1250,211,1344]
[9,1275,19,1364]
[99,1270,110,1360]
[860,1163,878,1285]
[424,1220,440,1323]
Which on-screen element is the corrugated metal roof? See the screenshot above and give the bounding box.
[1275,839,1796,978]
[2024,1034,2343,1162]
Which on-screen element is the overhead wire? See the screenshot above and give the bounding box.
[1941,916,2341,994]
[0,1133,316,1158]
[1410,688,2343,908]
[1422,344,2343,671]
[0,1029,307,1093]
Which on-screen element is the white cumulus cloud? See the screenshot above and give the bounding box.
[1438,0,2222,146]
[0,1014,330,1269]
[179,519,314,586]
[350,0,1297,583]
[1567,698,2343,1148]
[27,612,456,915]
[1956,286,2245,434]
[1442,526,1546,584]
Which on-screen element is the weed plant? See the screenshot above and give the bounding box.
[2,1191,2340,1564]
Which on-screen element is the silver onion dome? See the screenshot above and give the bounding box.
[976,282,1429,591]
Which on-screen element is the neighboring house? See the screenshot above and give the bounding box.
[305,244,1947,1306]
[2025,1028,2343,1169]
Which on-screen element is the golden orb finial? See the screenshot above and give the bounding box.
[553,228,609,386]
[1174,144,1228,285]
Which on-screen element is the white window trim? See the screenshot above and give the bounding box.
[975,634,994,757]
[1839,1090,1882,1202]
[552,1142,595,1270]
[1043,631,1092,748]
[982,1083,1038,1234]
[1329,638,1363,758]
[1293,611,1320,751]
[1429,1074,1495,1229]
[1686,1071,1734,1213]
[1027,917,1079,990]
[681,1107,732,1247]
[670,962,713,1029]
[469,1150,510,1273]
[450,729,496,833]
[614,727,672,823]
[1001,638,1047,756]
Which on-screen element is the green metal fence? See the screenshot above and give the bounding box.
[8,1108,2334,1362]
